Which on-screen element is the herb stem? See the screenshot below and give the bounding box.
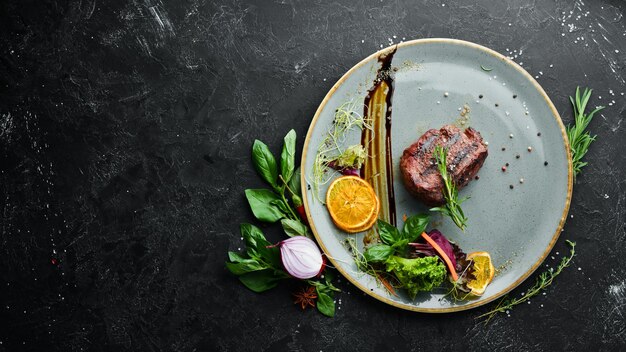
[276,175,302,221]
[430,146,468,231]
[279,175,297,198]
[478,240,576,323]
[567,87,603,179]
[281,192,299,221]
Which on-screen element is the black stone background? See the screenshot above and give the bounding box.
[1,0,625,351]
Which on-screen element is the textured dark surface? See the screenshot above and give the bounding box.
[1,0,625,351]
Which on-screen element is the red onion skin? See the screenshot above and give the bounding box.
[316,255,327,278]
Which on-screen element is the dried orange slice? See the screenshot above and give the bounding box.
[465,251,495,296]
[325,176,379,233]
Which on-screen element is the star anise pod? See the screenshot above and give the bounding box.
[293,286,317,310]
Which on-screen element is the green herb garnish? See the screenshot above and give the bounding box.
[363,215,430,263]
[478,240,576,323]
[385,255,447,299]
[308,271,341,317]
[480,65,493,72]
[347,215,436,296]
[311,100,372,202]
[567,87,604,178]
[430,146,469,231]
[247,130,308,234]
[346,237,380,278]
[226,224,290,292]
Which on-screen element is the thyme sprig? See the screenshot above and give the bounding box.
[430,146,469,231]
[478,240,576,324]
[567,87,604,178]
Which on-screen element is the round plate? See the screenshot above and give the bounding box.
[301,38,572,312]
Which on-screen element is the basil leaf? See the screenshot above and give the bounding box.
[228,251,249,263]
[239,223,281,268]
[269,199,291,218]
[280,129,296,183]
[226,259,267,275]
[280,219,308,237]
[363,244,394,263]
[308,271,340,293]
[245,189,284,223]
[252,140,278,188]
[315,288,335,317]
[377,219,401,245]
[288,167,302,198]
[402,214,430,242]
[239,269,283,293]
[391,239,409,250]
[240,223,270,258]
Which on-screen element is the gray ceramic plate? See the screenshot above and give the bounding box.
[301,38,572,312]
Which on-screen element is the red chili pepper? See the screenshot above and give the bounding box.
[292,195,309,225]
[296,205,309,225]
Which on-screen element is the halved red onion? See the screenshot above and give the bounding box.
[279,236,324,279]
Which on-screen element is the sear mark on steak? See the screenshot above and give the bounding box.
[400,124,488,206]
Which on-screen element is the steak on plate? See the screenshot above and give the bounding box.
[399,124,488,206]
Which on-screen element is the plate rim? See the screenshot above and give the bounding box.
[300,38,573,313]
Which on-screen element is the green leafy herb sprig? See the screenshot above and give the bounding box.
[567,87,604,178]
[226,224,290,292]
[308,272,341,317]
[430,146,469,231]
[478,240,576,323]
[227,130,339,317]
[346,214,430,283]
[246,130,309,237]
[363,214,429,263]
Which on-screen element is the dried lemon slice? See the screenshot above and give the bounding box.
[325,176,379,233]
[465,251,495,296]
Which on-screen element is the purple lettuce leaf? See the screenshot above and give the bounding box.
[410,229,457,269]
[327,160,360,176]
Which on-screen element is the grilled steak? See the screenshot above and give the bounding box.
[400,125,488,206]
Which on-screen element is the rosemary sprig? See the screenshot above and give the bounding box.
[430,146,469,231]
[478,240,576,324]
[567,87,604,178]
